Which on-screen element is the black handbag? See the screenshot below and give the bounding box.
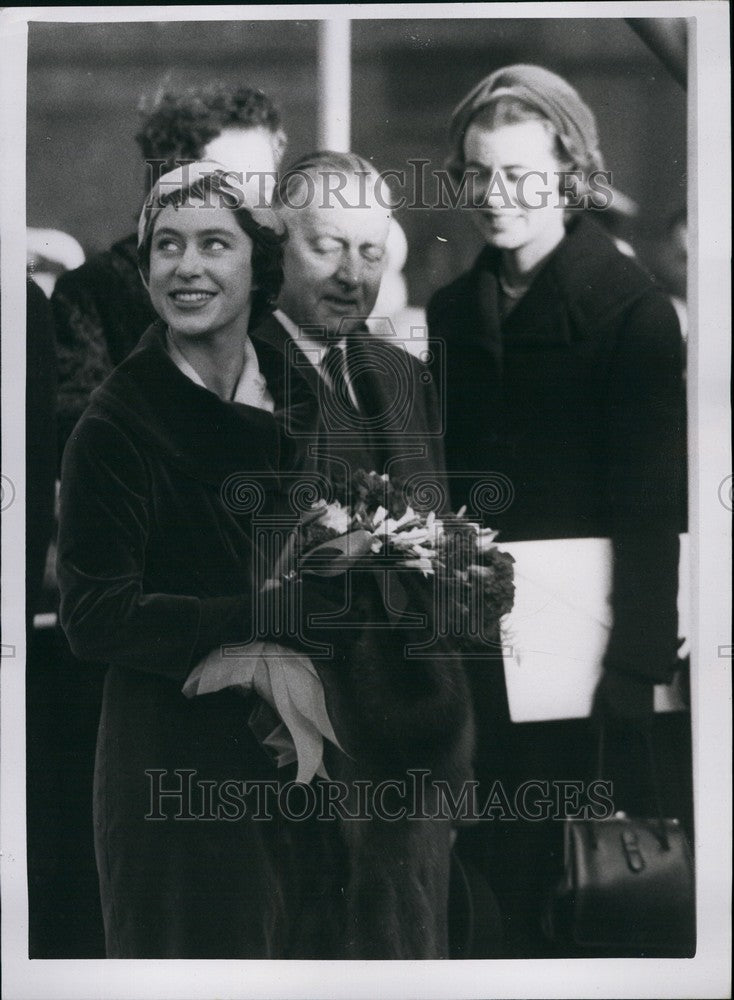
[543,728,696,956]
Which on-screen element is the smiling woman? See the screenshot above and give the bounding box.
[150,207,254,339]
[135,163,286,401]
[428,64,687,954]
[55,164,350,958]
[137,164,284,332]
[462,115,568,278]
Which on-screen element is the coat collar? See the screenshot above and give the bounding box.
[251,313,323,399]
[466,214,655,349]
[89,320,283,486]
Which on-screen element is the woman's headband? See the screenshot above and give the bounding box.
[137,160,285,250]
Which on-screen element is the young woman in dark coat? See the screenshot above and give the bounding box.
[57,162,476,960]
[427,65,688,954]
[56,163,344,959]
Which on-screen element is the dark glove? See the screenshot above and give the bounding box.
[592,669,655,732]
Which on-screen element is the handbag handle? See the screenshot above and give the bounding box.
[592,725,671,851]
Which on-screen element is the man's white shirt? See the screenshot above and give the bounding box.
[273,308,360,409]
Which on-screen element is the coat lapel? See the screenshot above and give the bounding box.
[92,321,281,487]
[460,215,655,351]
[346,337,446,477]
[252,315,323,400]
[252,318,441,479]
[505,216,654,346]
[468,236,574,351]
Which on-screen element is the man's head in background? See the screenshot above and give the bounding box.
[135,84,287,204]
[272,151,392,340]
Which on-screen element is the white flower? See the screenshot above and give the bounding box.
[314,501,350,535]
[410,544,438,561]
[383,506,418,535]
[474,528,499,553]
[402,557,435,577]
[390,526,432,547]
[371,505,388,528]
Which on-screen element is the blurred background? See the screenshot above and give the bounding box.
[27,17,687,309]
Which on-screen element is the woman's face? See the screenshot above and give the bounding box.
[463,118,566,256]
[148,198,254,341]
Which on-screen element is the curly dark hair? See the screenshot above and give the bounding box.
[138,170,286,331]
[136,84,287,179]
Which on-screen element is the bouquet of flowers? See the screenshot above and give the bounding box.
[184,471,514,783]
[285,470,515,653]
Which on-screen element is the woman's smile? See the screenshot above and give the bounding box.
[482,209,523,223]
[148,198,254,341]
[168,289,218,307]
[463,119,566,269]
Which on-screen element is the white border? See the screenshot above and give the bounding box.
[2,4,731,999]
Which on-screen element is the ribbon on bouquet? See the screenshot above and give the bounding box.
[182,523,415,784]
[182,640,345,784]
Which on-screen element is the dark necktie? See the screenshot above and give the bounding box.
[322,342,359,415]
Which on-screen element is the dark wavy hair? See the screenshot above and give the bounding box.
[136,84,287,180]
[138,171,286,331]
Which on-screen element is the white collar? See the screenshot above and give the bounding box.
[273,309,344,360]
[272,308,301,344]
[273,310,357,407]
[166,330,274,412]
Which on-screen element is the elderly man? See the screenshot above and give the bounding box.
[52,84,286,456]
[250,154,474,959]
[253,150,445,492]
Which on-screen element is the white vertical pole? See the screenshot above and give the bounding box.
[317,18,351,151]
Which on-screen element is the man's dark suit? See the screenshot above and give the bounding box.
[248,316,485,959]
[252,314,446,498]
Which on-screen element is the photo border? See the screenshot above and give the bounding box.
[2,4,731,998]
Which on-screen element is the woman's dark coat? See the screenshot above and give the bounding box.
[57,320,473,959]
[427,215,686,685]
[57,321,344,958]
